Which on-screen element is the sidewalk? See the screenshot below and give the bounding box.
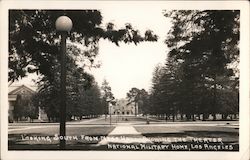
[98,123,152,145]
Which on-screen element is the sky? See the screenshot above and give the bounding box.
[11,8,172,99]
[90,8,172,99]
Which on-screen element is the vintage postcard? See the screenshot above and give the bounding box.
[0,1,249,160]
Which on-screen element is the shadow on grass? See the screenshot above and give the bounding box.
[142,130,238,138]
[8,143,108,150]
[8,133,108,150]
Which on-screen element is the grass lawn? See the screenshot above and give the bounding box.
[135,125,238,141]
[134,125,239,151]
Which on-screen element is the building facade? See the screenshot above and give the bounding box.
[110,99,136,115]
[8,85,47,122]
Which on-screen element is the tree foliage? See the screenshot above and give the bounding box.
[127,87,149,116]
[101,79,115,118]
[149,10,239,121]
[13,94,39,121]
[33,45,104,121]
[9,10,158,83]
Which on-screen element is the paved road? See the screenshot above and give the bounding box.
[8,115,239,134]
[9,115,239,126]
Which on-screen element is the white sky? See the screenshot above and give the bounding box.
[90,8,171,99]
[11,8,172,99]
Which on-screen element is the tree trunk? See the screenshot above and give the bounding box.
[234,114,237,119]
[213,74,217,121]
[203,113,209,121]
[213,114,216,121]
[222,114,228,120]
[134,103,137,116]
[181,114,183,120]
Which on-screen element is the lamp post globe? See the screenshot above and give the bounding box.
[56,15,72,150]
[55,16,73,32]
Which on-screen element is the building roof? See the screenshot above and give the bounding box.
[8,84,37,94]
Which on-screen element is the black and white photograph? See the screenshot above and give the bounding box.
[0,1,249,160]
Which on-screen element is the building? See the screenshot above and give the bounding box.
[110,99,136,115]
[8,84,47,122]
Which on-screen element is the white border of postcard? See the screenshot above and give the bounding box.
[0,1,249,160]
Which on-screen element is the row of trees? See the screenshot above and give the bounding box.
[131,10,239,121]
[13,79,116,122]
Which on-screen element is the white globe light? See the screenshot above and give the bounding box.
[55,16,73,32]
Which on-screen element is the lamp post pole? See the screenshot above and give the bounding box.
[59,31,67,149]
[55,16,72,150]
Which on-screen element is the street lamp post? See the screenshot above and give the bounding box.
[55,16,73,150]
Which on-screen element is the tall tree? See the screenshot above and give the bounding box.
[127,88,149,116]
[35,44,95,122]
[76,83,104,118]
[149,64,167,117]
[127,88,140,116]
[150,59,182,121]
[101,79,115,120]
[138,89,150,115]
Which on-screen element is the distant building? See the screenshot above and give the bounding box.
[8,84,47,122]
[110,99,135,115]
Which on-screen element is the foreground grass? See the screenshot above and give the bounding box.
[134,125,239,151]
